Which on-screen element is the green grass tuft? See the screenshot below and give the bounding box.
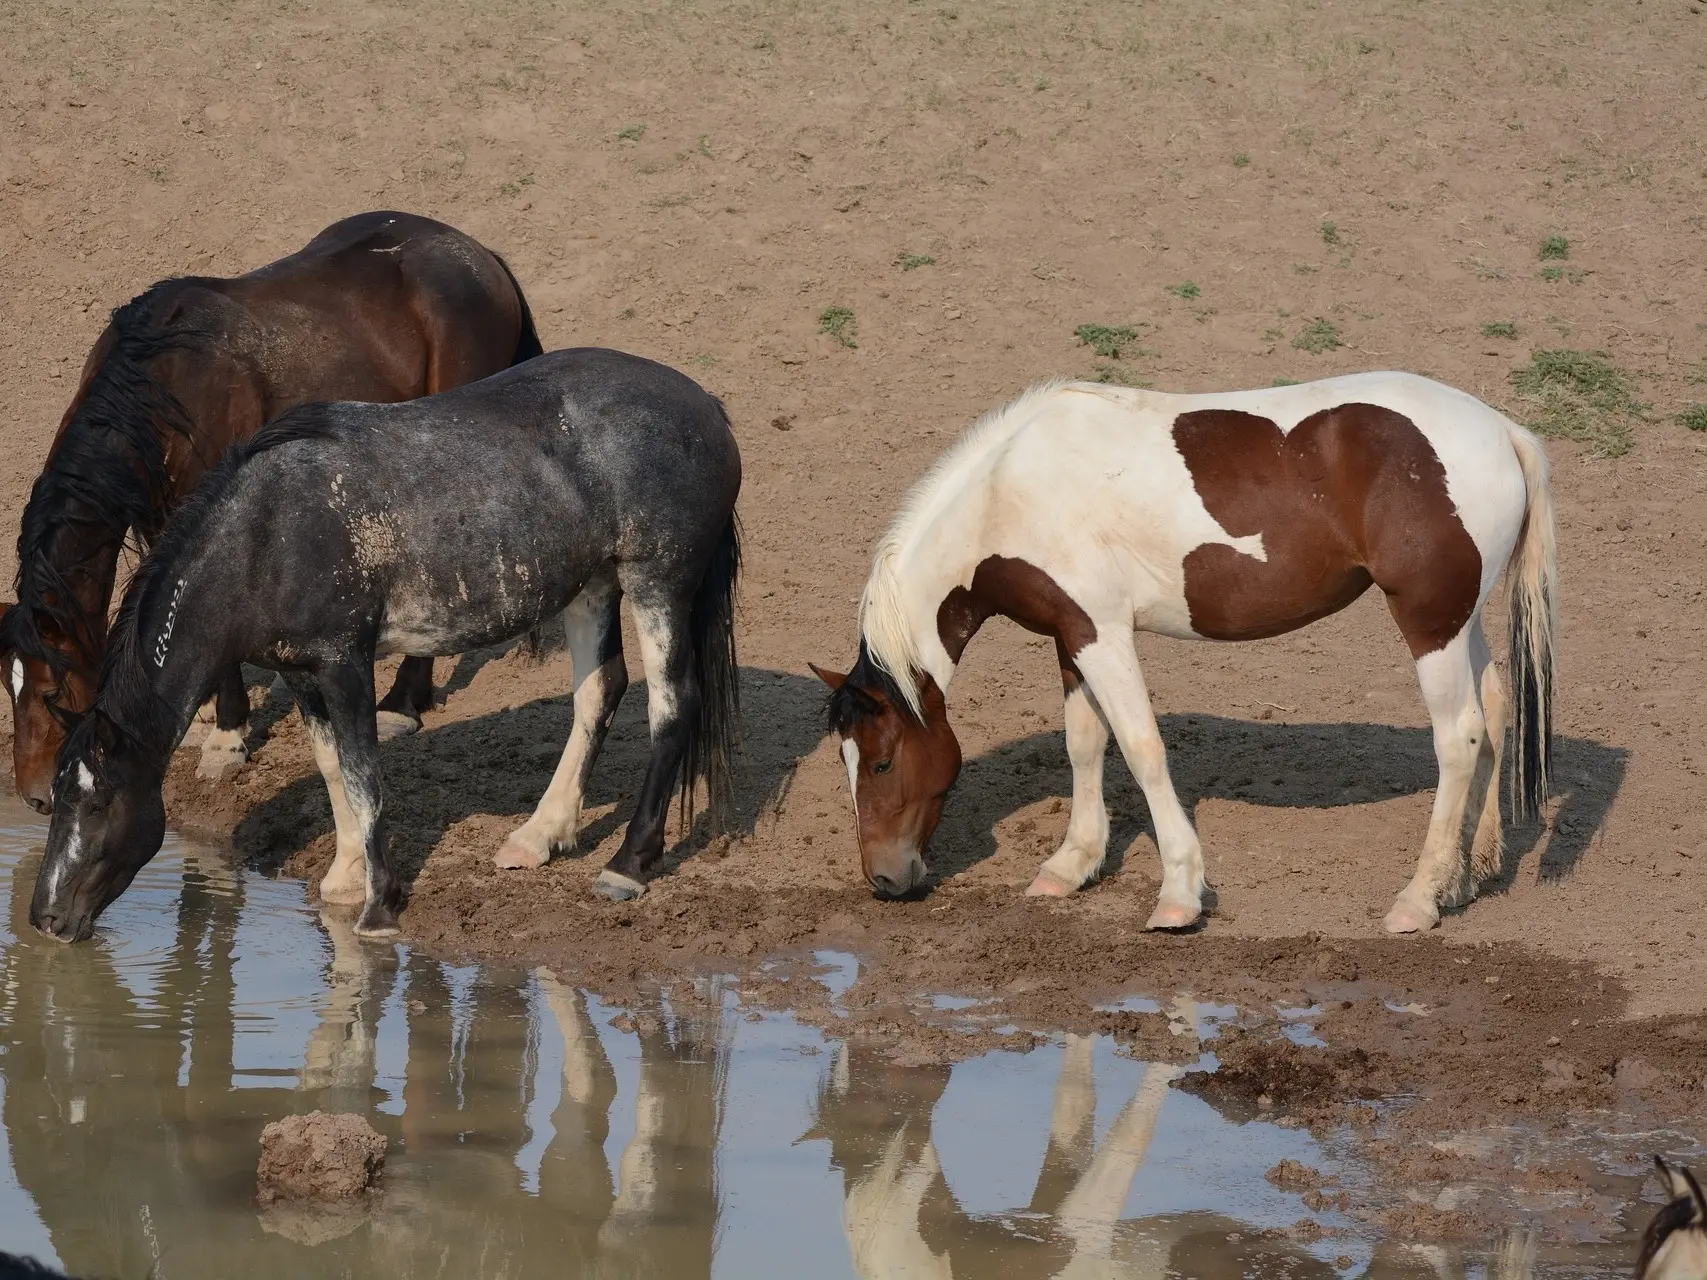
[1679,404,1707,433]
[1508,349,1648,457]
[616,123,647,142]
[1272,377,1302,387]
[1481,321,1518,339]
[898,252,936,271]
[1166,281,1201,299]
[1074,323,1140,359]
[1540,265,1564,282]
[1092,363,1150,388]
[819,306,858,348]
[1292,318,1343,354]
[1320,221,1340,245]
[1539,234,1569,260]
[1233,153,1251,168]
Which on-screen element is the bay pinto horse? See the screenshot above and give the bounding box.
[0,210,541,813]
[29,348,741,942]
[814,373,1557,935]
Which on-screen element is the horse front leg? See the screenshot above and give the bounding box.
[195,664,251,781]
[289,662,402,938]
[1073,631,1206,930]
[375,656,435,740]
[1028,656,1112,897]
[595,596,697,901]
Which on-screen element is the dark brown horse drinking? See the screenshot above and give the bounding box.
[0,211,540,811]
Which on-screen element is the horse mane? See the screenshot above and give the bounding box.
[856,378,1066,716]
[1,280,213,672]
[825,641,924,733]
[78,407,342,772]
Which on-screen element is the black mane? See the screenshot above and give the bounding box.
[1,281,211,671]
[824,641,922,732]
[81,407,343,768]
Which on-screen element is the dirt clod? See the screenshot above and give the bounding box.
[256,1112,386,1204]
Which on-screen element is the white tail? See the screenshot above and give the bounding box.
[1504,425,1558,821]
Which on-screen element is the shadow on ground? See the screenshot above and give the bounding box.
[231,667,1625,900]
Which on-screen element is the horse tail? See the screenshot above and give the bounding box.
[490,250,544,365]
[1504,423,1557,822]
[684,513,742,835]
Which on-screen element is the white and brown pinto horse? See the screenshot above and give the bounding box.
[814,372,1557,934]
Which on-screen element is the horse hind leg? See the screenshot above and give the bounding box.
[595,593,698,902]
[196,665,251,781]
[1027,661,1112,898]
[497,575,627,870]
[1467,619,1508,884]
[1385,625,1486,934]
[375,657,435,740]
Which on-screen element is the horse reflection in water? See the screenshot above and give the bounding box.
[814,1001,1520,1280]
[0,850,730,1279]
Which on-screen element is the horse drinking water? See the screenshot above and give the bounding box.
[0,211,540,812]
[814,373,1556,934]
[29,348,741,941]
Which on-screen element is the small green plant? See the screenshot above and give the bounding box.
[618,307,636,320]
[1166,281,1201,299]
[1320,220,1341,245]
[819,305,858,348]
[1272,377,1302,386]
[1509,349,1649,457]
[1074,323,1139,359]
[1233,152,1251,168]
[898,252,936,271]
[1034,75,1051,91]
[1678,404,1707,432]
[689,353,719,369]
[1093,364,1150,388]
[1481,321,1518,339]
[616,123,647,142]
[696,134,714,157]
[497,173,536,198]
[1292,318,1343,354]
[1541,266,1564,282]
[1539,234,1569,260]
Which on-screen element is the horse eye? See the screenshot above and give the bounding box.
[871,759,893,775]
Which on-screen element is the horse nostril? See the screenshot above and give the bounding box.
[870,873,902,899]
[33,911,59,937]
[25,795,51,816]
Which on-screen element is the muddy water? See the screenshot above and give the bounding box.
[0,799,1643,1278]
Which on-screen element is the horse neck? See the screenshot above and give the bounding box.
[97,563,230,769]
[868,518,986,699]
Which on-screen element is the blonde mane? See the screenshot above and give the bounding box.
[858,379,1068,715]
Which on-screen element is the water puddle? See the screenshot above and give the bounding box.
[0,800,1658,1277]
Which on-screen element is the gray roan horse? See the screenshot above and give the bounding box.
[29,348,741,941]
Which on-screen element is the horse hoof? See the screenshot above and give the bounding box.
[319,879,367,905]
[1025,869,1077,898]
[494,837,549,871]
[376,710,421,741]
[1383,900,1439,934]
[1145,899,1202,930]
[195,729,248,781]
[595,870,647,902]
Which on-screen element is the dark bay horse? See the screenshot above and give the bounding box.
[0,210,541,812]
[815,373,1557,934]
[30,348,740,942]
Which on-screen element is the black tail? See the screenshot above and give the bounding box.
[491,250,544,365]
[682,514,742,834]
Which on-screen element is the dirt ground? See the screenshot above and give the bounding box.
[5,0,1707,1217]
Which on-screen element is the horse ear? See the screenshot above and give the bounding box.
[1657,1157,1696,1207]
[1683,1164,1707,1223]
[809,663,849,691]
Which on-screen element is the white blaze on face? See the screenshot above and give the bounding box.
[840,738,860,818]
[76,762,94,794]
[9,658,22,701]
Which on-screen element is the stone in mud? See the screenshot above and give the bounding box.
[256,1111,386,1204]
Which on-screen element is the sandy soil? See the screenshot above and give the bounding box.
[5,0,1707,1218]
